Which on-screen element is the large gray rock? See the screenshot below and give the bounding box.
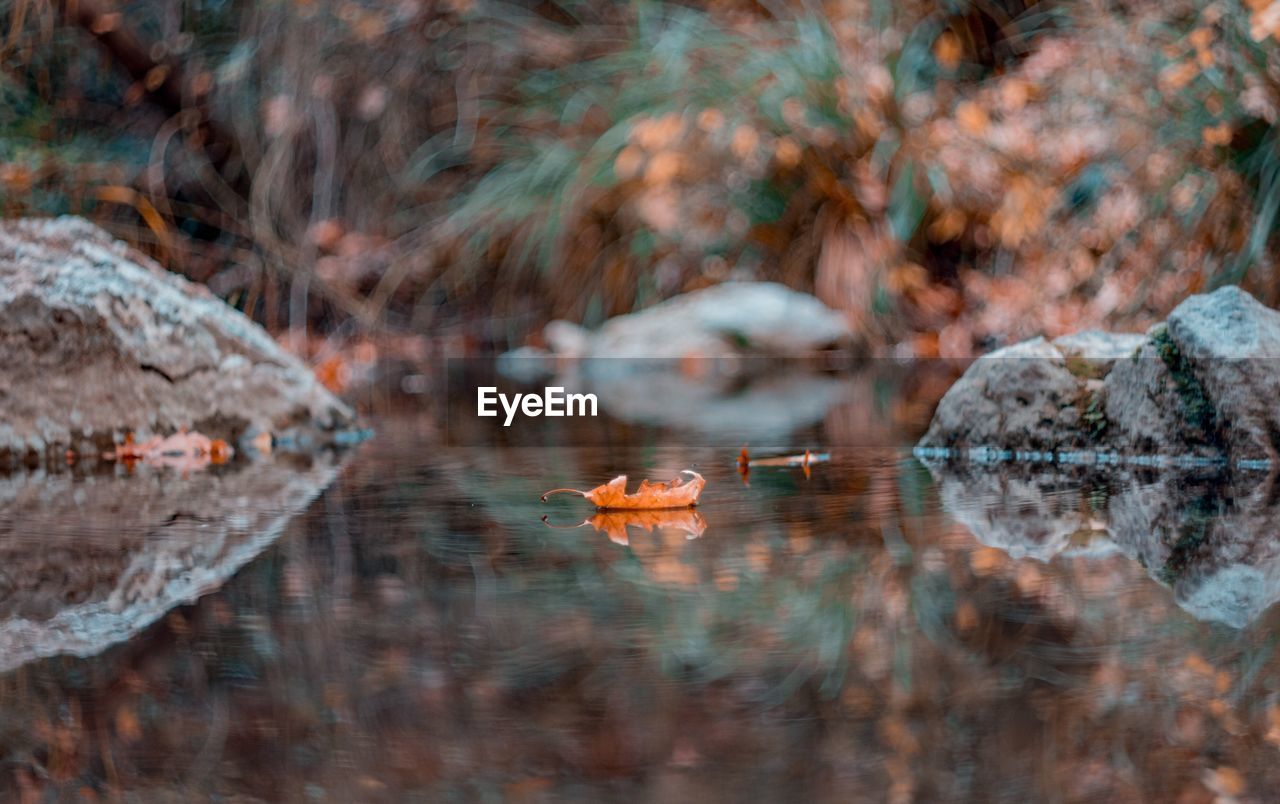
[917,335,1123,452]
[920,286,1280,463]
[1108,287,1280,461]
[1164,286,1280,460]
[0,217,353,463]
[493,281,856,442]
[920,287,1280,626]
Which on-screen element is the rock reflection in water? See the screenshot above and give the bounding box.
[926,460,1280,627]
[0,456,344,673]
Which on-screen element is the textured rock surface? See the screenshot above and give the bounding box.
[0,457,343,672]
[0,216,352,461]
[1102,337,1209,454]
[920,286,1280,462]
[917,336,1100,451]
[1051,329,1146,374]
[1164,286,1280,460]
[1108,287,1280,461]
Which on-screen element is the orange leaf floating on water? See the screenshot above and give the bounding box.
[541,470,705,510]
[543,509,708,546]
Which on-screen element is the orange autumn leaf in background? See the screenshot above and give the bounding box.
[542,470,705,510]
[544,509,708,545]
[314,353,349,394]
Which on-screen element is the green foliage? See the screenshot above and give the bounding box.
[1152,1,1280,286]
[888,161,929,242]
[0,4,157,218]
[1151,327,1218,439]
[1158,492,1219,584]
[443,4,860,282]
[1082,391,1108,438]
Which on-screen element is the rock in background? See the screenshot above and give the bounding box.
[493,281,858,442]
[504,281,854,367]
[0,217,353,464]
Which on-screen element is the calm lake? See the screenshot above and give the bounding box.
[3,365,1279,801]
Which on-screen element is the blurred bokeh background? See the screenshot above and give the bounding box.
[13,5,1280,797]
[2,0,1278,354]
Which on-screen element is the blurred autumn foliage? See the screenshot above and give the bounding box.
[5,0,1280,352]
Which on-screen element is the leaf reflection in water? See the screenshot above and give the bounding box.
[542,508,708,545]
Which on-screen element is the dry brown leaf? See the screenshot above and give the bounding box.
[934,31,962,70]
[1202,122,1232,146]
[542,470,705,510]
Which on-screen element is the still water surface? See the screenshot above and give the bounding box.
[3,398,1280,801]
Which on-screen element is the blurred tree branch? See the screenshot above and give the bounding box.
[63,0,237,173]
